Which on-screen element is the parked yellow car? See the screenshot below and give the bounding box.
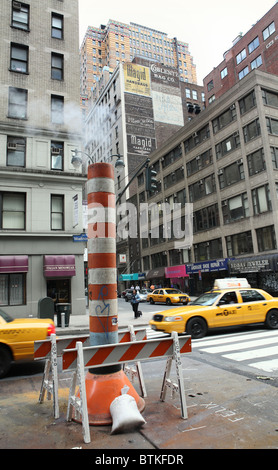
[147,288,190,305]
[149,278,278,339]
[0,309,56,378]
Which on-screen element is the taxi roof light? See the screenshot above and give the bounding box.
[213,278,250,290]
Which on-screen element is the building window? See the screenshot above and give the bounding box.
[218,161,245,189]
[226,231,253,257]
[189,174,216,202]
[8,87,27,119]
[207,80,214,92]
[243,118,261,142]
[220,67,228,79]
[7,136,26,167]
[262,89,278,108]
[11,1,29,31]
[239,66,249,80]
[0,273,26,306]
[194,238,223,261]
[186,148,212,176]
[10,43,29,73]
[252,184,272,215]
[51,95,64,124]
[51,141,63,170]
[51,53,63,80]
[222,193,249,224]
[51,13,63,39]
[236,49,246,65]
[248,36,259,54]
[247,148,265,176]
[257,226,276,252]
[193,204,219,233]
[263,21,275,41]
[185,88,191,98]
[0,192,26,230]
[266,117,278,135]
[51,195,64,230]
[239,90,256,114]
[212,105,236,134]
[251,55,262,70]
[215,132,240,159]
[271,147,278,169]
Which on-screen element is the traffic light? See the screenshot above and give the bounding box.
[145,166,157,192]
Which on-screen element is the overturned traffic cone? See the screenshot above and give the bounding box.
[74,162,145,425]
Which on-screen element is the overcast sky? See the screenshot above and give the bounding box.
[78,0,277,85]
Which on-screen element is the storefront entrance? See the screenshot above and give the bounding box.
[47,279,71,308]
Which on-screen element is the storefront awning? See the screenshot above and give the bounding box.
[118,272,146,282]
[0,255,28,273]
[165,265,188,278]
[145,267,165,280]
[43,255,76,277]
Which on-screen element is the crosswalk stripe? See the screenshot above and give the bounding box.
[249,358,278,373]
[223,345,278,361]
[193,329,278,348]
[198,336,278,354]
[192,329,278,374]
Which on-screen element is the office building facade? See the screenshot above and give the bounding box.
[133,70,278,295]
[0,0,86,317]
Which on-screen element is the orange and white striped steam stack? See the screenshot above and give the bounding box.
[78,162,145,425]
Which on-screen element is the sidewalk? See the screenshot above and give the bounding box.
[56,306,154,335]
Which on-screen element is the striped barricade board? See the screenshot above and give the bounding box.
[63,332,191,444]
[34,326,147,360]
[62,334,191,371]
[34,326,147,419]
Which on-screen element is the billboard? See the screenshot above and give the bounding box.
[124,63,151,96]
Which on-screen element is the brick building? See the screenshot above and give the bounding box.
[204,2,278,106]
[80,19,197,111]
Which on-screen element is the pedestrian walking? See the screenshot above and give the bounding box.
[131,289,141,318]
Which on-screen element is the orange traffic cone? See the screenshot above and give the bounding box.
[73,369,145,425]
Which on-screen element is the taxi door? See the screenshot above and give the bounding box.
[238,289,269,324]
[214,291,244,327]
[157,290,165,302]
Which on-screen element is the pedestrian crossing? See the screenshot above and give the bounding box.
[193,329,278,374]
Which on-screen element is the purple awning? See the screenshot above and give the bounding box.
[43,255,76,277]
[0,255,28,273]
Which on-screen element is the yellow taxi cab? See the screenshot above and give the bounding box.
[147,288,190,305]
[149,278,278,339]
[0,309,56,378]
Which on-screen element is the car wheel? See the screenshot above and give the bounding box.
[166,298,172,305]
[0,345,12,379]
[186,317,208,339]
[183,299,189,305]
[265,309,278,329]
[150,298,154,304]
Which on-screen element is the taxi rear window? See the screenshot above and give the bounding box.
[240,290,266,302]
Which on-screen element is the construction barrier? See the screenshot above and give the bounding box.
[63,332,191,444]
[34,326,147,418]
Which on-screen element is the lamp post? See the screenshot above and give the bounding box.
[70,149,145,425]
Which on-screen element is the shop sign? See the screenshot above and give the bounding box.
[186,259,229,274]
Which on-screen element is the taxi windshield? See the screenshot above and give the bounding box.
[191,292,221,306]
[165,289,181,294]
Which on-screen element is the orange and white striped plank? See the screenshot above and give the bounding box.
[62,335,192,371]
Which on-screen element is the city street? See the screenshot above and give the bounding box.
[1,298,278,449]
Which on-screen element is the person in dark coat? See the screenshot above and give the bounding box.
[131,289,140,318]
